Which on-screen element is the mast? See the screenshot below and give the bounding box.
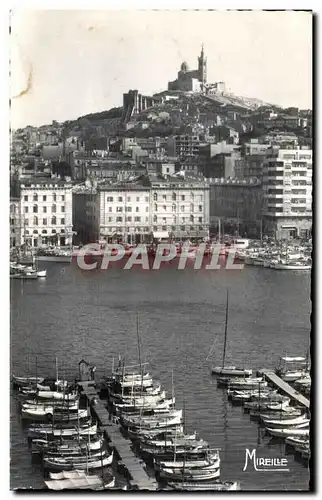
[222,290,229,369]
[55,357,59,384]
[136,313,143,395]
[218,217,221,244]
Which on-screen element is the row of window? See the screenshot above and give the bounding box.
[107,196,149,203]
[106,194,204,203]
[104,226,206,233]
[21,217,66,226]
[153,204,203,212]
[23,194,65,202]
[107,216,204,223]
[24,205,65,214]
[112,206,148,213]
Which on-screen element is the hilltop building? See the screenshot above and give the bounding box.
[168,45,207,93]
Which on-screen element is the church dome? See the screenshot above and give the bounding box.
[180,61,189,72]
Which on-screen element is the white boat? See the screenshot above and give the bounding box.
[12,375,45,386]
[37,269,47,278]
[276,356,308,382]
[121,409,182,427]
[21,407,88,421]
[156,453,220,470]
[159,464,220,481]
[266,427,310,438]
[28,423,97,438]
[32,437,104,453]
[270,261,311,270]
[37,390,78,401]
[44,451,113,471]
[285,436,309,448]
[262,415,310,428]
[167,480,240,491]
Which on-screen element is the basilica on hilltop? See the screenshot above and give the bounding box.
[168,45,208,93]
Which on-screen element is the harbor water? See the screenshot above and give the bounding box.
[10,261,311,490]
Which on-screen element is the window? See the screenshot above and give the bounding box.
[53,194,57,202]
[180,225,185,231]
[33,216,38,225]
[181,195,185,201]
[136,197,140,202]
[198,217,203,222]
[43,219,47,225]
[126,207,132,212]
[61,195,65,202]
[127,216,132,222]
[135,216,141,222]
[153,193,157,201]
[10,205,15,214]
[108,217,112,222]
[190,226,194,231]
[190,215,194,222]
[24,207,28,214]
[153,215,157,222]
[61,218,65,225]
[118,196,123,202]
[199,225,204,231]
[172,193,176,201]
[162,225,167,231]
[61,206,65,213]
[24,219,29,226]
[199,205,202,212]
[163,205,166,211]
[108,207,112,212]
[52,204,56,213]
[145,217,149,222]
[43,206,47,213]
[33,194,38,201]
[10,218,14,225]
[191,204,194,212]
[154,204,157,212]
[181,206,185,212]
[145,196,149,202]
[153,226,157,231]
[107,196,113,202]
[162,194,167,201]
[33,204,38,213]
[116,207,123,212]
[172,204,176,212]
[145,207,149,212]
[136,207,139,212]
[171,225,176,231]
[24,195,28,202]
[43,195,47,202]
[127,196,131,202]
[116,216,123,222]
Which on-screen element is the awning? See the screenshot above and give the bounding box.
[153,231,169,239]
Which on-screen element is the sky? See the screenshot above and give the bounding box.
[10,10,312,129]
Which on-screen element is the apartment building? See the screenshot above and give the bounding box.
[17,179,73,247]
[98,182,152,243]
[149,175,209,239]
[262,148,312,239]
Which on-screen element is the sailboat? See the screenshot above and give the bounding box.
[211,291,252,377]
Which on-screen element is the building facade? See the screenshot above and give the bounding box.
[209,178,264,237]
[168,45,207,93]
[262,148,312,239]
[17,179,73,247]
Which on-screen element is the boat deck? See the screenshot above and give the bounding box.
[257,370,310,409]
[80,384,158,491]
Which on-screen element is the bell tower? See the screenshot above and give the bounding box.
[198,43,207,89]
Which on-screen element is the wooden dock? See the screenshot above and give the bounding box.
[79,383,158,491]
[258,369,310,409]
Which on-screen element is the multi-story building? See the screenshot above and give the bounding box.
[167,135,200,159]
[9,198,22,248]
[16,179,74,247]
[209,178,264,237]
[262,147,312,239]
[149,175,209,239]
[72,184,99,244]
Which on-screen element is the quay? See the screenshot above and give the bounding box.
[257,369,310,409]
[79,382,158,491]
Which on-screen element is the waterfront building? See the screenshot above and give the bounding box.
[10,198,22,248]
[16,179,73,247]
[72,183,99,244]
[98,181,152,243]
[262,147,312,239]
[209,178,263,237]
[149,174,210,239]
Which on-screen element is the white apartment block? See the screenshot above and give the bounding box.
[262,148,312,239]
[150,178,210,239]
[99,184,151,243]
[17,180,73,247]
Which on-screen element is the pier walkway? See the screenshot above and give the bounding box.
[79,383,158,491]
[258,370,310,409]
